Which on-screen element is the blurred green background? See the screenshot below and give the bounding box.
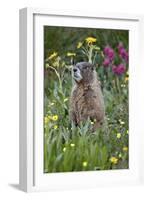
[44,26,128,62]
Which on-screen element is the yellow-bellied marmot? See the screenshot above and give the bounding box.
[69,62,105,130]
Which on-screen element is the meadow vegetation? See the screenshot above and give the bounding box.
[44,27,129,173]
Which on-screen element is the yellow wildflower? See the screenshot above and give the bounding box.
[67,52,76,57]
[63,147,66,152]
[54,125,58,130]
[91,121,94,125]
[82,161,88,167]
[116,133,121,139]
[44,117,49,124]
[63,98,68,102]
[70,143,75,147]
[121,84,126,88]
[48,52,58,60]
[77,42,83,49]
[47,115,52,120]
[118,153,122,158]
[110,157,118,164]
[85,37,97,44]
[119,119,125,125]
[52,115,58,121]
[50,102,55,106]
[125,76,129,82]
[123,147,128,152]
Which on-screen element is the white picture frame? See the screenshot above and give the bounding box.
[19,7,144,192]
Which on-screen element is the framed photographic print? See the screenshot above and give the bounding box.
[19,8,144,192]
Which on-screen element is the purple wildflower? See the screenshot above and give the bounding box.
[118,42,128,63]
[103,58,111,67]
[119,48,128,62]
[118,42,124,52]
[112,64,126,75]
[104,46,110,55]
[104,46,115,61]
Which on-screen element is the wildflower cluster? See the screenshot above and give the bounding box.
[44,115,59,129]
[102,42,128,76]
[110,156,118,164]
[62,143,75,153]
[85,37,97,45]
[76,36,100,63]
[118,42,128,62]
[103,46,115,66]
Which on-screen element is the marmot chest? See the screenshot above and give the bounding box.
[72,85,101,111]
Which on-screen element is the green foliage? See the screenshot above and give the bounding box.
[44,26,128,62]
[44,27,129,173]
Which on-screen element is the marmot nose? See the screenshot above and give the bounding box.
[73,68,77,72]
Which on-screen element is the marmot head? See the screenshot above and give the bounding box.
[72,62,95,84]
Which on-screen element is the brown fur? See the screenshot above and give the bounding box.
[69,62,105,130]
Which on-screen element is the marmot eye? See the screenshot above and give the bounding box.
[73,68,77,72]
